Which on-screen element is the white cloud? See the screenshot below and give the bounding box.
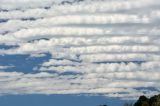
[0,14,150,33]
[0,65,14,70]
[0,71,159,99]
[0,0,160,99]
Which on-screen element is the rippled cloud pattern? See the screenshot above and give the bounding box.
[0,0,160,100]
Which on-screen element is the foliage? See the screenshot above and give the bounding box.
[134,94,160,106]
[98,94,160,106]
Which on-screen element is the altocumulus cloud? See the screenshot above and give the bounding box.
[0,0,160,99]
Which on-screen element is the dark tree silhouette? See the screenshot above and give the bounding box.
[99,105,107,106]
[134,94,160,106]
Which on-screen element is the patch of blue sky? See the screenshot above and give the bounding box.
[0,53,51,73]
[0,94,133,106]
[0,19,8,23]
[93,61,146,65]
[0,44,18,50]
[134,87,160,92]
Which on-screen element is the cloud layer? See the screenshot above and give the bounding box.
[0,0,160,99]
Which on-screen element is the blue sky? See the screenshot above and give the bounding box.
[0,95,132,106]
[0,0,160,106]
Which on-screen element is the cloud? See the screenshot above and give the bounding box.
[0,65,14,70]
[0,71,159,99]
[0,14,150,33]
[39,61,160,73]
[0,0,160,99]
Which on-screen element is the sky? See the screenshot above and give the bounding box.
[0,0,160,106]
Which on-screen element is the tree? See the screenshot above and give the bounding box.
[99,105,107,106]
